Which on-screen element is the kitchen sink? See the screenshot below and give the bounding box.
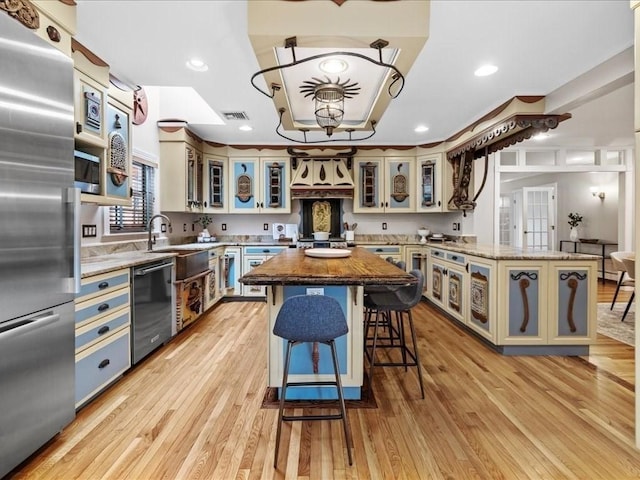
[155,249,209,280]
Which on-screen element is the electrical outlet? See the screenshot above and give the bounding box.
[453,222,458,231]
[161,223,167,233]
[306,288,324,295]
[192,223,195,232]
[382,222,387,230]
[221,223,227,231]
[183,223,187,232]
[263,223,269,231]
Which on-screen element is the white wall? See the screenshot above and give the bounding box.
[500,171,620,247]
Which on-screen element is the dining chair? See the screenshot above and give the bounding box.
[620,256,636,322]
[609,251,635,310]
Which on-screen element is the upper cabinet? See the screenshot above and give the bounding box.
[415,154,444,212]
[72,40,132,206]
[228,158,291,214]
[353,157,415,213]
[103,84,133,205]
[203,154,228,213]
[158,127,205,213]
[72,41,109,149]
[23,1,76,56]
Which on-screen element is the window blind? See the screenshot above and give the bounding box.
[109,161,155,233]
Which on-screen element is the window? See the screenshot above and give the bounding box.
[109,161,155,233]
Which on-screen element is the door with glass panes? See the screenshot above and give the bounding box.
[512,186,556,250]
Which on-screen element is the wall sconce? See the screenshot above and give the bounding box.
[590,187,605,200]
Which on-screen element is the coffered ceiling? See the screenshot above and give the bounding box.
[73,0,635,149]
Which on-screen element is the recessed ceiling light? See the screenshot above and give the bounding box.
[474,64,498,77]
[414,125,429,133]
[186,58,208,72]
[239,125,253,131]
[319,58,348,74]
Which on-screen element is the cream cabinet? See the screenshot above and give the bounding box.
[242,246,287,296]
[428,248,466,323]
[229,158,291,214]
[404,246,430,296]
[415,154,444,212]
[204,247,225,310]
[74,269,131,409]
[467,257,497,342]
[362,245,403,264]
[353,157,415,213]
[203,155,228,213]
[72,41,133,206]
[497,261,548,345]
[31,0,76,56]
[159,127,204,213]
[497,260,596,347]
[102,85,133,206]
[72,42,108,150]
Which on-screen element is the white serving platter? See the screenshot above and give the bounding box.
[304,248,352,258]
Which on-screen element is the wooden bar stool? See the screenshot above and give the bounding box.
[272,294,353,468]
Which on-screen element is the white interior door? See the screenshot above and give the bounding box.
[522,186,555,250]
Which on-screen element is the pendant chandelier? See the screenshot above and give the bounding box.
[250,37,404,144]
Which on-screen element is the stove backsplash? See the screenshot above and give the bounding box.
[300,199,343,238]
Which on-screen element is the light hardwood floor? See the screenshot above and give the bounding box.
[9,284,638,480]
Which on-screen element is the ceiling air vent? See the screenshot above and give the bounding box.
[222,111,250,121]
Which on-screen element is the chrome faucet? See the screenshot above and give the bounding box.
[147,214,172,251]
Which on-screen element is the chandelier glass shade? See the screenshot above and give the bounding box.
[314,84,345,137]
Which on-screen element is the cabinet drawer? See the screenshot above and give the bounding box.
[77,270,130,302]
[446,252,466,265]
[430,248,446,259]
[365,246,401,255]
[244,246,285,255]
[75,307,130,353]
[75,287,130,327]
[75,327,130,408]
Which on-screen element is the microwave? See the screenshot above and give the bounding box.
[74,150,101,194]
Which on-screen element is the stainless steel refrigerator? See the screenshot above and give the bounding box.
[0,14,78,478]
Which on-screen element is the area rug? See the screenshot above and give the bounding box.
[597,302,635,346]
[261,374,377,409]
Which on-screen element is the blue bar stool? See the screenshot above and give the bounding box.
[364,270,425,399]
[272,294,353,468]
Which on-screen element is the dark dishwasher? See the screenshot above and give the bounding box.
[131,260,173,364]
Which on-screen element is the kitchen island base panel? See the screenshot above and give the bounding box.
[267,285,364,400]
[428,298,594,356]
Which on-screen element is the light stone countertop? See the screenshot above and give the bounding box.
[81,237,598,278]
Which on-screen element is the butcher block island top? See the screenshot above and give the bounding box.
[239,247,416,286]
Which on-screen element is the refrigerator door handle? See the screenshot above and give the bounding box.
[0,311,60,339]
[65,187,81,295]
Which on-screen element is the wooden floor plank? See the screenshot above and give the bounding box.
[8,281,639,479]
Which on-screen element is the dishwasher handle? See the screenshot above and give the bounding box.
[0,312,60,339]
[134,262,173,276]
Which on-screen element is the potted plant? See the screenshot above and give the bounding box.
[198,215,213,236]
[567,212,583,241]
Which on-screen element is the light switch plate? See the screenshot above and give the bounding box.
[82,224,97,237]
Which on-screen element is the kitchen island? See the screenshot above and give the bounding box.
[240,247,416,400]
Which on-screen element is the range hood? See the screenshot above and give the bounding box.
[289,148,355,199]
